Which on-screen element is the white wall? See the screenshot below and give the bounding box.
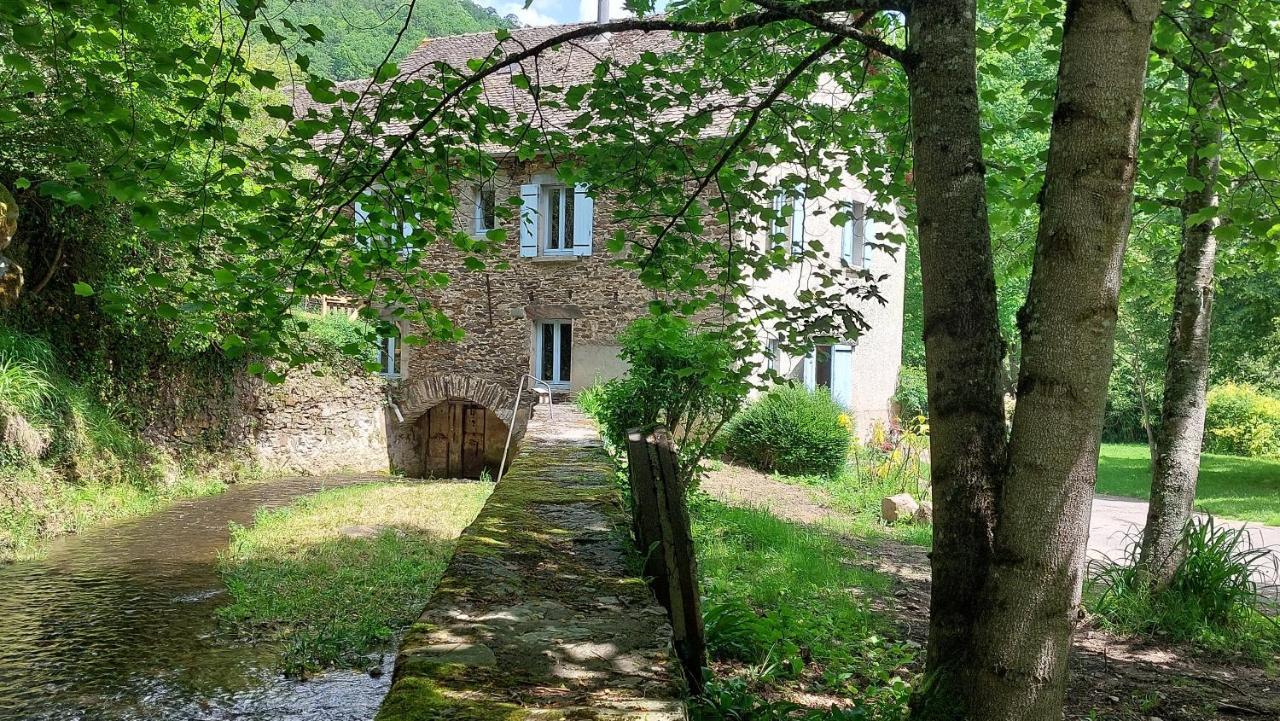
[744,168,907,439]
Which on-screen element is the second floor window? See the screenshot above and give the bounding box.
[473,186,496,235]
[769,187,805,254]
[519,180,594,258]
[543,185,575,253]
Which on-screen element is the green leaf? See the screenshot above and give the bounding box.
[73,282,94,297]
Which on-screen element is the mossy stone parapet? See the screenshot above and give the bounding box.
[376,407,683,721]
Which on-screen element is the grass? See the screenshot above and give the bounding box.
[217,481,493,676]
[1,326,257,561]
[1097,443,1280,526]
[691,494,915,717]
[1086,516,1280,661]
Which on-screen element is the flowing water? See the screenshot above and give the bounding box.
[0,475,397,721]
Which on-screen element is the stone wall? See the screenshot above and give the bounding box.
[138,362,397,476]
[251,370,393,475]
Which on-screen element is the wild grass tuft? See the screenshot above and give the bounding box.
[1087,516,1280,659]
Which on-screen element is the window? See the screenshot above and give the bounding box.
[543,185,576,253]
[767,336,782,374]
[519,181,593,258]
[473,186,497,235]
[535,320,572,388]
[769,187,805,254]
[377,335,402,377]
[813,344,833,388]
[841,201,868,267]
[353,191,415,257]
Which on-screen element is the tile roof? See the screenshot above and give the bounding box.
[294,21,741,150]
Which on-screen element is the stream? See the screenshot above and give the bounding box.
[0,475,396,721]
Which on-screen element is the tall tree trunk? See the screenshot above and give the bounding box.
[970,0,1158,717]
[1138,11,1227,586]
[903,0,1008,714]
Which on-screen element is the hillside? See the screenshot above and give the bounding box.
[268,0,514,81]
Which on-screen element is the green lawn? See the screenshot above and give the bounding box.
[217,481,492,675]
[1096,443,1280,526]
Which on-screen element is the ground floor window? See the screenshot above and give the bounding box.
[813,344,833,388]
[535,320,572,388]
[378,335,402,377]
[805,343,853,409]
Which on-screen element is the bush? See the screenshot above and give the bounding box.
[1204,383,1280,458]
[291,311,377,369]
[580,315,745,486]
[724,385,850,478]
[891,365,927,427]
[1087,516,1279,658]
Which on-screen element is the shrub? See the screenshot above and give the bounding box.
[891,365,928,428]
[580,315,745,486]
[1087,516,1279,658]
[1204,383,1280,458]
[724,386,850,477]
[290,311,378,370]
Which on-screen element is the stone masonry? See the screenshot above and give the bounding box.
[376,406,683,721]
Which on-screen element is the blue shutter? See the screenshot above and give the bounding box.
[572,183,593,256]
[519,184,539,257]
[831,344,854,410]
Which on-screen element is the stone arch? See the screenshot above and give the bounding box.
[395,374,521,429]
[389,374,533,479]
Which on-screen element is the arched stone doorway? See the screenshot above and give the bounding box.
[389,374,530,480]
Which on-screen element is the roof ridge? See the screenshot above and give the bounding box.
[408,20,603,52]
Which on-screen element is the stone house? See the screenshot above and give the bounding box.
[312,20,907,478]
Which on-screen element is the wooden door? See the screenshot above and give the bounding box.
[417,399,502,479]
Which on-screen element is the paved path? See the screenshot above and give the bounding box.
[1089,494,1280,596]
[377,406,682,721]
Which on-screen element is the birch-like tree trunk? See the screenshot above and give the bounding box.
[906,0,1156,716]
[970,0,1158,716]
[1138,11,1228,586]
[903,0,1008,713]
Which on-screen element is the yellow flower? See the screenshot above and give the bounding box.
[837,413,852,430]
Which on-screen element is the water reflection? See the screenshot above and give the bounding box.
[0,476,394,721]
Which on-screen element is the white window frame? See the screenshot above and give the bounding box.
[540,185,576,255]
[767,336,783,375]
[534,319,572,389]
[842,201,867,267]
[377,335,402,378]
[473,185,497,236]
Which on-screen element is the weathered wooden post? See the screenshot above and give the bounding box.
[624,426,707,695]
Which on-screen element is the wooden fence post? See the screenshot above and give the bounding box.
[624,425,707,695]
[626,427,668,606]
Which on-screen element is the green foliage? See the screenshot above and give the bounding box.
[291,311,377,369]
[583,315,746,485]
[1204,383,1280,458]
[266,0,510,82]
[890,366,927,427]
[724,386,850,478]
[692,495,913,717]
[1086,517,1279,659]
